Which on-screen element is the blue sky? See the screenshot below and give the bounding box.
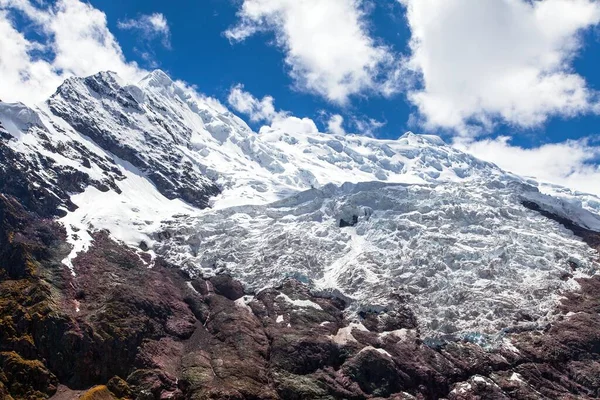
[91,0,600,146]
[91,0,414,139]
[1,0,599,193]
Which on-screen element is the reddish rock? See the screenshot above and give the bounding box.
[3,186,600,399]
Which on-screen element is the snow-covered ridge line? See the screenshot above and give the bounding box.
[2,69,600,338]
[0,68,519,254]
[520,188,600,232]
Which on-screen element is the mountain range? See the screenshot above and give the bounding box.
[1,70,599,400]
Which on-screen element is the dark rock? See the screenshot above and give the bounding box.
[139,241,149,252]
[0,123,124,218]
[0,381,13,400]
[342,348,409,397]
[106,375,132,398]
[270,336,344,375]
[0,351,59,399]
[359,308,418,332]
[271,371,333,400]
[522,200,600,251]
[126,369,182,400]
[209,274,245,300]
[339,215,359,228]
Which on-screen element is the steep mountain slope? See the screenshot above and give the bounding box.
[1,69,599,334]
[44,69,512,209]
[1,69,600,399]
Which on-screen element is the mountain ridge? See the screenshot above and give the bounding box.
[1,69,600,399]
[1,69,599,330]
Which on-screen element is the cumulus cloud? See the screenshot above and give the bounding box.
[225,0,397,104]
[400,0,600,134]
[228,84,318,134]
[455,136,600,196]
[118,13,171,48]
[327,114,346,135]
[353,116,386,137]
[227,84,277,122]
[0,0,145,105]
[0,10,59,104]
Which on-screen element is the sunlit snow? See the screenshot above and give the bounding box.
[1,70,599,337]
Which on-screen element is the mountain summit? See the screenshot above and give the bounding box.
[1,70,600,399]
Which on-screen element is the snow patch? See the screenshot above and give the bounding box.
[329,322,368,345]
[234,296,254,313]
[509,373,525,383]
[359,346,393,358]
[0,102,44,139]
[186,282,199,294]
[59,157,197,270]
[379,329,416,342]
[276,293,323,310]
[502,338,520,354]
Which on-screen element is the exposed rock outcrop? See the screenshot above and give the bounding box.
[47,72,220,209]
[0,121,123,218]
[1,186,600,399]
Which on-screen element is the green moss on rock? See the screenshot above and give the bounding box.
[0,351,58,399]
[272,371,334,400]
[80,385,118,400]
[106,376,132,399]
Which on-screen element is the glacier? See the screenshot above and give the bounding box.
[156,179,598,335]
[0,69,599,338]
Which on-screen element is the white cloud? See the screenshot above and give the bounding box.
[228,84,318,134]
[327,114,346,135]
[269,116,319,135]
[0,0,145,105]
[455,136,600,196]
[118,13,171,48]
[400,0,600,134]
[0,10,60,104]
[353,116,386,137]
[226,0,396,104]
[228,84,277,122]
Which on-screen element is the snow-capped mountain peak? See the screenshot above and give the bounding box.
[1,69,599,339]
[139,69,175,88]
[398,131,446,146]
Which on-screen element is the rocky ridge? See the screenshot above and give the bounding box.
[47,71,221,209]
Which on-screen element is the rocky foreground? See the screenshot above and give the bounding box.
[1,186,600,400]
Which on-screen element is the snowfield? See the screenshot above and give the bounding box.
[1,69,599,337]
[157,179,598,335]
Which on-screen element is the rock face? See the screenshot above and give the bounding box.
[1,183,600,399]
[0,118,123,218]
[47,72,221,209]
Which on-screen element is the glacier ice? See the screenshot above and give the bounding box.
[157,179,599,335]
[1,69,599,338]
